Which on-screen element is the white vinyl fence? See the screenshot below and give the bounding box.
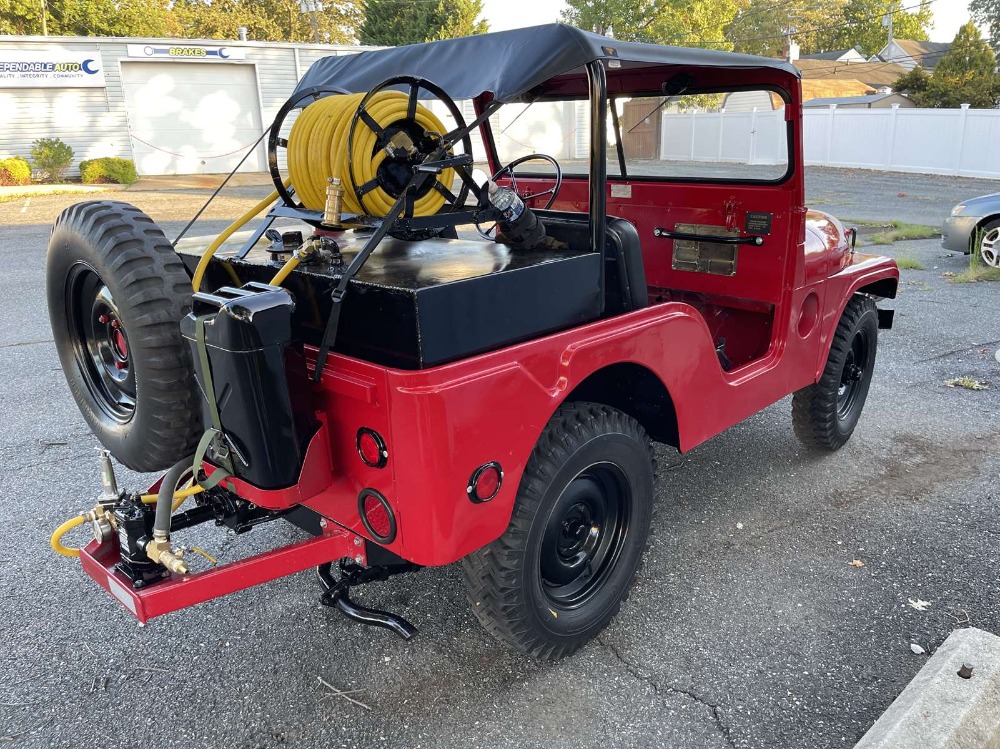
[654,104,1000,180]
[802,104,1000,179]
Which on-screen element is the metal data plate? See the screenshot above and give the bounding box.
[671,223,739,276]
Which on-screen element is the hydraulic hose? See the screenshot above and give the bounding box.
[50,515,85,558]
[153,457,192,540]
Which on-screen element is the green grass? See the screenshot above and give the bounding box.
[868,223,939,245]
[895,257,925,270]
[949,266,1000,283]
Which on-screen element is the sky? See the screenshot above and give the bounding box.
[481,0,976,42]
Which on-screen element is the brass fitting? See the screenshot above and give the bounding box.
[84,505,114,543]
[383,130,418,159]
[323,177,345,227]
[145,537,190,575]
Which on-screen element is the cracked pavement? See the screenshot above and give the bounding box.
[1,168,998,748]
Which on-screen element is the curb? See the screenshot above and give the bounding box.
[855,627,1000,748]
[0,184,127,198]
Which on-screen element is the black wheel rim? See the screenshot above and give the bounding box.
[65,262,136,423]
[837,327,870,419]
[540,463,631,609]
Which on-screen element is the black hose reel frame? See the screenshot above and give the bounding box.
[266,77,474,237]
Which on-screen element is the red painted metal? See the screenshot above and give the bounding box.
[78,524,363,624]
[76,59,900,620]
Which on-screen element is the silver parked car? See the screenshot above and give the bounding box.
[942,193,1000,267]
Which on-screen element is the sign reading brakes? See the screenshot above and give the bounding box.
[126,44,246,61]
[0,51,105,88]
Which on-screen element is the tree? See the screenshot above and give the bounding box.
[893,22,1000,108]
[970,0,1000,52]
[174,0,362,44]
[561,0,741,49]
[821,0,933,57]
[725,0,846,57]
[359,0,486,46]
[0,0,49,34]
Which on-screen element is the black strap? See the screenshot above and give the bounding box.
[193,314,235,482]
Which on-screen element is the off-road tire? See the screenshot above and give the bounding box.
[462,402,655,660]
[47,200,202,471]
[792,294,878,451]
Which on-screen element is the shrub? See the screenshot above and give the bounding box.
[0,157,31,186]
[79,157,138,185]
[30,137,74,182]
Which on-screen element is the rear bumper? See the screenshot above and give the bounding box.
[79,523,363,624]
[941,215,978,253]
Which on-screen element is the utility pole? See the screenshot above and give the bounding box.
[40,0,48,36]
[300,1,323,44]
[884,1,895,49]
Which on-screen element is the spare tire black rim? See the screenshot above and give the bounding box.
[837,327,870,419]
[540,462,631,609]
[65,262,136,423]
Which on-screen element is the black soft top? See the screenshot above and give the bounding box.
[294,23,800,103]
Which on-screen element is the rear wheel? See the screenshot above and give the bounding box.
[462,402,655,660]
[792,295,878,450]
[47,201,202,472]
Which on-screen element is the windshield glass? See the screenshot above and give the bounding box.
[484,88,790,183]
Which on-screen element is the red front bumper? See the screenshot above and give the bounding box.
[79,523,364,624]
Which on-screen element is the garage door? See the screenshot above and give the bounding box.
[121,61,265,176]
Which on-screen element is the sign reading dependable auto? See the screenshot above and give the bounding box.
[0,50,106,87]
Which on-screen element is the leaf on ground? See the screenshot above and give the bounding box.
[944,377,989,391]
[910,643,926,654]
[849,559,865,568]
[908,598,932,611]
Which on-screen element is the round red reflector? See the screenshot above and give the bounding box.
[357,428,387,468]
[358,489,396,543]
[469,462,502,502]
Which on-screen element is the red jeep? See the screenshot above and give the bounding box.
[47,25,898,660]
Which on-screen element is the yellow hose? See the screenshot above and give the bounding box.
[287,91,455,217]
[269,255,301,286]
[50,515,85,558]
[191,189,282,292]
[51,483,201,558]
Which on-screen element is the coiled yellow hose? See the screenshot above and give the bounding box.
[192,92,454,294]
[286,90,455,216]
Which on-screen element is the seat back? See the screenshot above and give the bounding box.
[535,211,647,314]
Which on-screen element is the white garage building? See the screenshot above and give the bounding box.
[0,36,365,176]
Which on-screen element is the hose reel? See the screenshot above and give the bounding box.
[267,76,473,240]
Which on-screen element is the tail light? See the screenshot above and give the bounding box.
[357,427,388,468]
[358,489,396,543]
[468,462,503,503]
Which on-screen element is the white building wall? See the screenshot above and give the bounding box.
[0,35,367,176]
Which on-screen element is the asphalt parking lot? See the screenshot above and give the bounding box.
[1,166,998,748]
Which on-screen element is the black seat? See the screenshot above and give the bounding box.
[535,211,648,314]
[605,217,647,312]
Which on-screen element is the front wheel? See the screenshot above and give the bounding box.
[977,219,1000,268]
[462,402,655,660]
[792,295,878,450]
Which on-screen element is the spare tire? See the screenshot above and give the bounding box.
[47,201,202,472]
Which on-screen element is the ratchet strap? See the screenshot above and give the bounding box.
[192,314,234,488]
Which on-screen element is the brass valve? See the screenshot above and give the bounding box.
[145,536,190,575]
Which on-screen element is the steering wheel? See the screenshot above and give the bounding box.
[477,153,563,240]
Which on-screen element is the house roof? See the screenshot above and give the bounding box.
[802,93,902,107]
[800,49,862,61]
[883,39,952,69]
[294,23,800,104]
[793,58,909,87]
